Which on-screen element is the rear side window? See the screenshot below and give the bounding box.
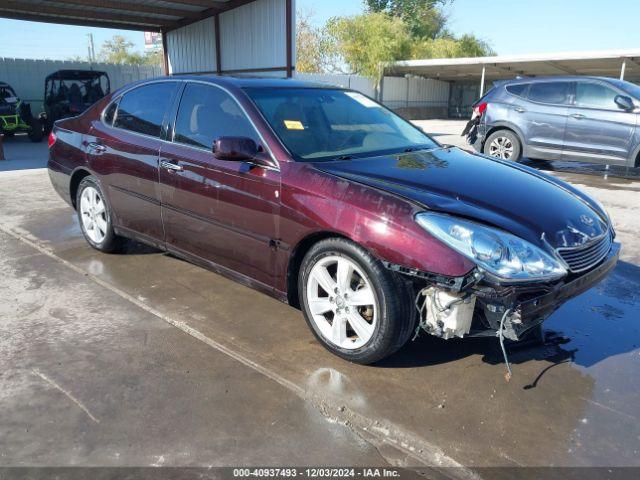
[575,82,619,109]
[528,82,572,105]
[114,82,177,138]
[506,83,529,98]
[173,83,258,150]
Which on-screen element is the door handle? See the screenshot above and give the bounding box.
[87,142,106,153]
[570,113,586,120]
[160,159,183,172]
[514,106,526,113]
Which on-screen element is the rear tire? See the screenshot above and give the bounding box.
[76,176,125,253]
[484,129,522,161]
[299,238,414,365]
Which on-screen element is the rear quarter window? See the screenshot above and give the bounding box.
[506,83,529,98]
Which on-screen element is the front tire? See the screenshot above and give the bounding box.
[299,238,414,365]
[76,176,124,253]
[484,129,522,161]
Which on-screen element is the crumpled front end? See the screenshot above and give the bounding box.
[389,235,620,343]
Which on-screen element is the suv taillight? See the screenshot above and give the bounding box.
[474,102,488,117]
[48,131,57,149]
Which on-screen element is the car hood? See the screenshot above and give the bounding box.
[313,147,609,250]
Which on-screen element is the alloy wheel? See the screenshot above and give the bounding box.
[489,136,514,159]
[306,255,378,350]
[80,186,107,244]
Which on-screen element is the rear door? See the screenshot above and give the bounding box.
[521,80,573,160]
[159,82,281,288]
[563,80,636,164]
[87,81,179,245]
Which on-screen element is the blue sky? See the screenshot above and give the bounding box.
[0,0,638,61]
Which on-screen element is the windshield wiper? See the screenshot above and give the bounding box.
[336,155,355,160]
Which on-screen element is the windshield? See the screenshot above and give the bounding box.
[0,85,17,103]
[609,79,640,100]
[46,75,110,106]
[245,88,438,161]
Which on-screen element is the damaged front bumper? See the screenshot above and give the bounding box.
[403,242,620,342]
[473,242,620,339]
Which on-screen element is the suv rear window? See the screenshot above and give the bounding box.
[528,82,572,105]
[506,83,528,97]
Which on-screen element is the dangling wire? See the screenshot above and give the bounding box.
[498,308,513,382]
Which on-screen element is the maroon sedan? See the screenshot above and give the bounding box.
[47,76,619,365]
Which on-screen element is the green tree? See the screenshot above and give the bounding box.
[97,35,162,66]
[325,12,412,78]
[296,10,325,73]
[364,0,450,38]
[411,34,494,59]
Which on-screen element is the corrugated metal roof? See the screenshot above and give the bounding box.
[0,0,256,32]
[388,49,640,81]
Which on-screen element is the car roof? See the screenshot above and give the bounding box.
[500,75,622,85]
[166,74,340,90]
[45,70,108,81]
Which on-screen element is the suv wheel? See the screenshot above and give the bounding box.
[299,238,414,364]
[484,130,521,161]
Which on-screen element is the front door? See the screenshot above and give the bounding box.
[159,82,281,289]
[563,80,636,164]
[88,81,179,245]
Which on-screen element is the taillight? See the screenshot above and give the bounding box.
[474,102,488,117]
[48,131,57,149]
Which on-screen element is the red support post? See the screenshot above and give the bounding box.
[285,0,293,78]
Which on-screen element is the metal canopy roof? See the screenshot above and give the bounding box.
[388,49,640,82]
[0,0,259,32]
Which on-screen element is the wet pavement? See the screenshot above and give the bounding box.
[1,161,639,475]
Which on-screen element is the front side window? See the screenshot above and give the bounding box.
[173,83,258,150]
[245,88,437,161]
[609,79,640,101]
[114,82,177,138]
[575,82,619,110]
[528,81,572,105]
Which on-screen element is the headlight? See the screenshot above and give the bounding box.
[415,213,567,282]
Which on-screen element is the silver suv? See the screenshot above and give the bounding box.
[465,76,640,167]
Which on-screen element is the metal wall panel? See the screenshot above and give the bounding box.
[406,76,450,107]
[0,57,161,113]
[295,73,449,110]
[219,0,288,73]
[166,17,217,74]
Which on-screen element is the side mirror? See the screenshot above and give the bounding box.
[214,136,257,161]
[213,136,277,169]
[615,94,634,111]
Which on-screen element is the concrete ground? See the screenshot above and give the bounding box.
[1,131,640,476]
